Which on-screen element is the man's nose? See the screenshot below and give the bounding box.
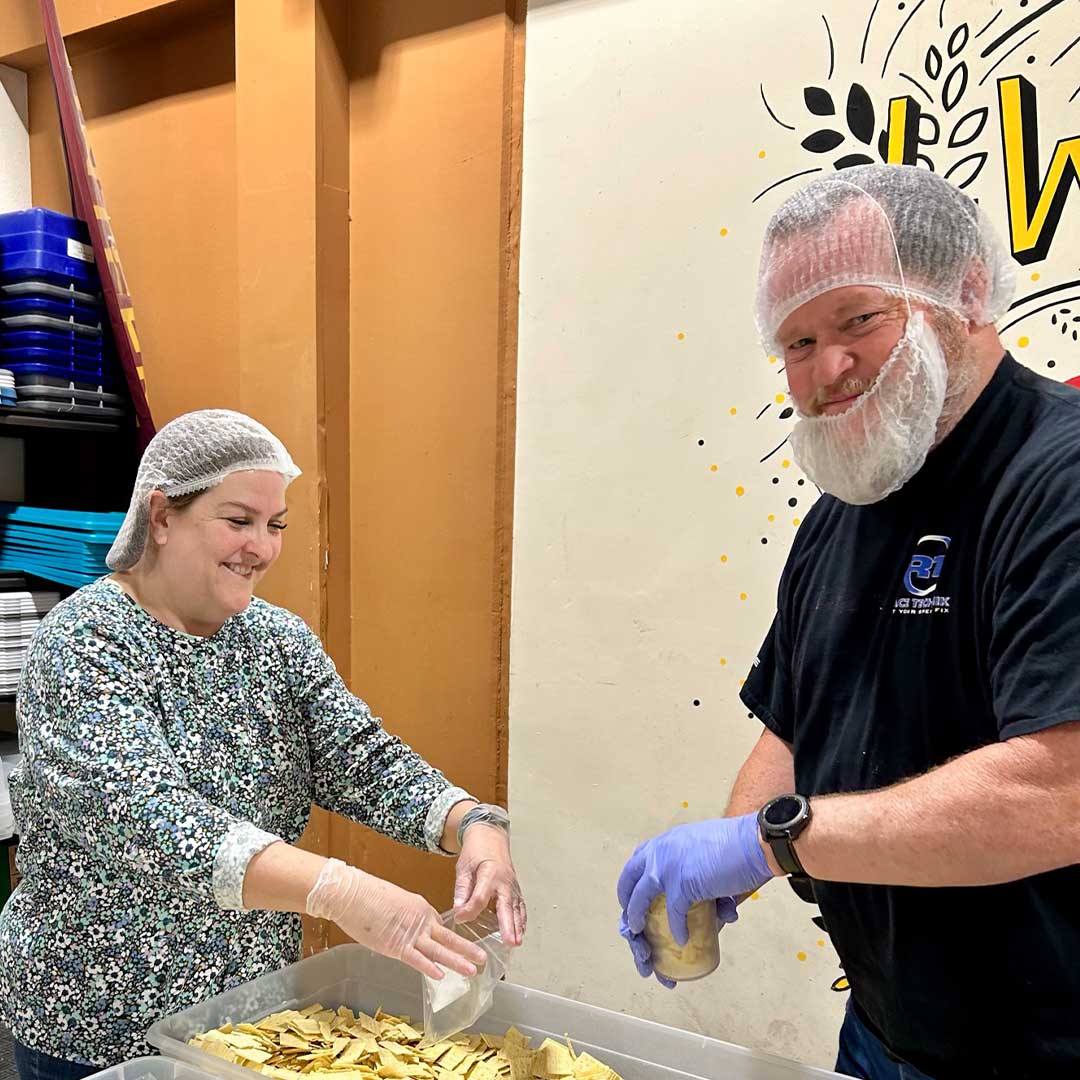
[815,344,856,390]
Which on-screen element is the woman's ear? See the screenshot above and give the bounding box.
[147,490,170,547]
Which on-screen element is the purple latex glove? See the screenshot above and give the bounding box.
[618,898,739,989]
[617,814,775,946]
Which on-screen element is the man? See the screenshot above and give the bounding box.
[617,165,1080,1079]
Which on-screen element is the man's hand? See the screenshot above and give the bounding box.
[617,814,778,946]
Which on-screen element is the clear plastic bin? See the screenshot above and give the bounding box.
[147,943,843,1080]
[85,1057,220,1080]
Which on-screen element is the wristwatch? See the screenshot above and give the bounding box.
[456,803,511,849]
[758,794,812,878]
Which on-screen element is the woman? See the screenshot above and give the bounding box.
[0,410,526,1079]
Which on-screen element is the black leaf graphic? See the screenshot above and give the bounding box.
[947,106,988,148]
[942,63,969,112]
[802,129,846,153]
[846,84,875,145]
[948,23,969,57]
[834,153,876,169]
[804,87,836,116]
[779,406,795,419]
[877,129,891,162]
[812,916,828,931]
[925,45,943,80]
[917,153,937,171]
[918,113,941,146]
[944,151,987,189]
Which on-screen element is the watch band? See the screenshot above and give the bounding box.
[771,833,807,877]
[456,803,511,850]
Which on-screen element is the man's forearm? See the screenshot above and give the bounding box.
[726,729,796,816]
[792,722,1080,887]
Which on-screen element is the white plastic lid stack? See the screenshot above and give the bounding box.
[0,765,14,840]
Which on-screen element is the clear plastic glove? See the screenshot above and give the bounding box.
[617,814,775,946]
[452,824,527,946]
[306,859,487,981]
[617,898,739,989]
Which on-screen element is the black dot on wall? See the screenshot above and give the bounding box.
[748,712,755,719]
[897,2,905,8]
[788,497,798,507]
[693,699,701,707]
[1026,55,1035,63]
[1048,360,1057,368]
[797,479,806,486]
[772,477,780,484]
[698,439,705,446]
[761,537,768,545]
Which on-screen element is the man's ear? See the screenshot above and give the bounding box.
[959,257,990,331]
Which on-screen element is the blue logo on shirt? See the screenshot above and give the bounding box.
[903,535,951,597]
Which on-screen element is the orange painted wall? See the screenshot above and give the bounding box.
[0,0,522,930]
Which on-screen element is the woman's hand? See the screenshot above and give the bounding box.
[453,824,527,946]
[305,859,487,980]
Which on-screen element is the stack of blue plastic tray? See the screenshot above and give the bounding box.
[0,208,130,420]
[0,504,124,588]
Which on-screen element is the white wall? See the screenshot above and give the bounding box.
[0,64,30,213]
[510,0,1080,1069]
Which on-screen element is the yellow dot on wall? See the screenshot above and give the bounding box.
[769,355,778,364]
[735,485,745,496]
[1018,336,1030,348]
[758,150,767,159]
[710,464,719,472]
[720,657,727,665]
[739,677,745,686]
[677,332,686,341]
[767,514,775,522]
[740,592,748,601]
[782,459,791,468]
[729,406,737,415]
[793,517,801,526]
[720,228,729,237]
[817,940,826,948]
[797,952,808,962]
[681,801,689,809]
[720,554,728,563]
[775,393,785,404]
[750,891,761,901]
[1031,273,1041,281]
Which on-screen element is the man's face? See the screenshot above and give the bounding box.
[777,285,909,417]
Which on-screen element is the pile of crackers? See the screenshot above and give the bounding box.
[188,1004,622,1080]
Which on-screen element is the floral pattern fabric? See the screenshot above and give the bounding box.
[0,578,469,1067]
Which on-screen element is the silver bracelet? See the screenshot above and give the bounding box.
[457,803,511,850]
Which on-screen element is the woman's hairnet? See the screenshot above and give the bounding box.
[106,409,301,571]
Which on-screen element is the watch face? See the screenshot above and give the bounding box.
[764,795,804,828]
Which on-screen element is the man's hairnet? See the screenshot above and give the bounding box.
[106,409,301,571]
[754,164,1017,353]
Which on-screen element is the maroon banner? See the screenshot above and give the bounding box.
[39,0,156,450]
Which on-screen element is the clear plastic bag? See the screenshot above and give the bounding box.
[421,910,512,1044]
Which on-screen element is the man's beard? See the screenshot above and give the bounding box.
[789,310,975,505]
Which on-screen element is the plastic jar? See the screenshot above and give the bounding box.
[643,895,721,982]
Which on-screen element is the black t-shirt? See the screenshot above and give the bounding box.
[741,355,1080,1079]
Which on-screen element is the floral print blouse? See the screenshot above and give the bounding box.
[0,578,471,1066]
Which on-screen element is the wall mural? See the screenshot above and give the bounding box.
[735,0,1079,993]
